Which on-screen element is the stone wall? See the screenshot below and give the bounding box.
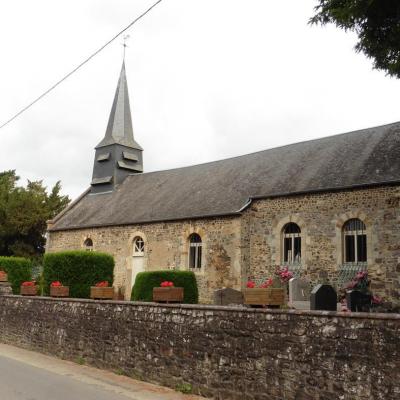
[47,216,243,303]
[0,296,399,400]
[246,185,400,301]
[47,185,400,303]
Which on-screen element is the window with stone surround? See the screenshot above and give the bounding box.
[188,233,202,269]
[343,218,367,264]
[84,238,93,251]
[282,223,301,265]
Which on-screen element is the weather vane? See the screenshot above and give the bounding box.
[122,35,130,60]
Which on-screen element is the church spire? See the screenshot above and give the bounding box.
[91,61,144,194]
[96,61,142,150]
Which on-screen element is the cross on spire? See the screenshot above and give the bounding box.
[122,35,130,60]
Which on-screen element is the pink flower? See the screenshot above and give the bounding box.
[372,295,383,304]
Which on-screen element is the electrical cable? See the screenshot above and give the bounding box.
[0,0,164,130]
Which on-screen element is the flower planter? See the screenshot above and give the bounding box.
[0,272,8,282]
[20,285,38,296]
[90,286,114,300]
[243,288,285,307]
[50,286,69,298]
[153,287,184,303]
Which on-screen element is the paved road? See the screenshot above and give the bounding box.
[0,343,204,400]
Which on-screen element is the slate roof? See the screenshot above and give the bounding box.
[50,121,400,231]
[96,62,142,150]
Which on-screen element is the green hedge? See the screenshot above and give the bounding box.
[0,256,32,294]
[43,251,114,298]
[131,270,198,304]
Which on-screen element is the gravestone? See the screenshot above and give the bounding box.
[310,284,337,311]
[214,288,243,306]
[346,290,372,312]
[289,278,311,303]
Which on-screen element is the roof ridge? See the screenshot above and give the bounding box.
[125,120,400,179]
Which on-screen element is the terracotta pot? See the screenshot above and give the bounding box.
[50,286,69,298]
[20,285,38,296]
[243,288,285,307]
[90,286,114,300]
[153,287,184,303]
[0,271,8,282]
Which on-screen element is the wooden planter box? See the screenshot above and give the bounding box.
[90,286,114,300]
[0,272,8,282]
[20,285,38,296]
[243,288,285,307]
[153,287,184,303]
[50,286,69,298]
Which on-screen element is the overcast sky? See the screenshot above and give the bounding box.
[1,0,400,199]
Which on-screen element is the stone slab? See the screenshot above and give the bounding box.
[213,288,243,306]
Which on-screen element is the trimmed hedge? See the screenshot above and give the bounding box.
[43,251,114,298]
[131,270,198,304]
[0,257,32,294]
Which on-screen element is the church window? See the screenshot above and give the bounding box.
[343,219,367,264]
[84,238,93,251]
[188,233,202,269]
[133,236,145,255]
[282,223,301,265]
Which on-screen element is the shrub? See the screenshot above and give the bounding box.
[0,256,32,294]
[131,270,198,304]
[43,251,114,298]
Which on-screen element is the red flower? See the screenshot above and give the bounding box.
[260,278,273,288]
[21,281,35,287]
[160,281,174,287]
[95,281,109,287]
[51,281,62,287]
[246,281,256,288]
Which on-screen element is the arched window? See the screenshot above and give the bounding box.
[133,236,145,255]
[188,233,202,269]
[84,238,93,252]
[282,223,301,265]
[343,219,367,264]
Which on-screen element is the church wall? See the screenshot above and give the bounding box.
[47,216,243,303]
[245,185,400,301]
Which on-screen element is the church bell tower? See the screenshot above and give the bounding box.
[91,61,143,194]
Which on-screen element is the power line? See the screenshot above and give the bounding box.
[0,0,164,130]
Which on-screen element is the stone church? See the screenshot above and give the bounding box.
[47,62,400,303]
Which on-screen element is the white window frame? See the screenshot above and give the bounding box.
[133,237,145,256]
[84,238,93,252]
[282,223,301,265]
[188,234,202,269]
[343,219,367,265]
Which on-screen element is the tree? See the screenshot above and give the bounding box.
[0,170,70,260]
[310,0,400,78]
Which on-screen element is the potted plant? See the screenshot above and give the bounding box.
[342,271,372,312]
[20,281,38,296]
[50,281,69,298]
[153,281,184,303]
[90,281,114,300]
[243,266,292,307]
[0,270,8,282]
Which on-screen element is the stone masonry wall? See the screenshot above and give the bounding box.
[47,185,400,303]
[246,185,400,301]
[47,216,243,303]
[0,296,399,400]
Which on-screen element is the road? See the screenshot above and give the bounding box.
[0,343,204,400]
